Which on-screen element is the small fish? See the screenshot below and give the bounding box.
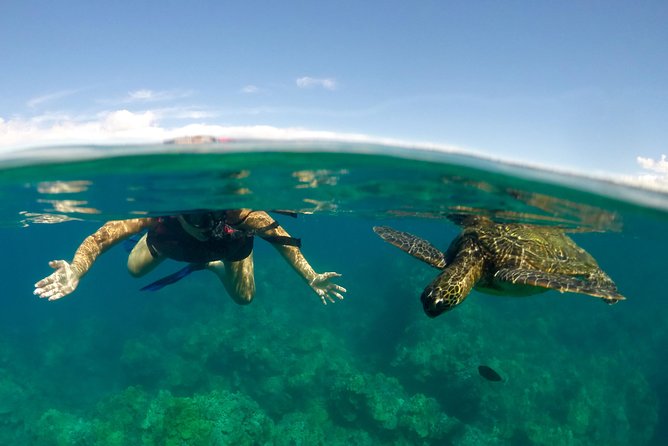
[478,365,502,382]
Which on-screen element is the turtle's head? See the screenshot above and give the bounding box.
[420,254,481,317]
[420,283,465,317]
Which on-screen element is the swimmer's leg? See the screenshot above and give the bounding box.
[127,233,165,277]
[207,253,255,305]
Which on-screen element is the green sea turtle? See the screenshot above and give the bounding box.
[373,215,625,317]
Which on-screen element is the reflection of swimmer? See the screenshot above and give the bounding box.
[34,210,346,305]
[374,215,625,318]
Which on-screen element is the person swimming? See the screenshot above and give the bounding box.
[34,209,346,306]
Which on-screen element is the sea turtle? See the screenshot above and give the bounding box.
[373,215,625,317]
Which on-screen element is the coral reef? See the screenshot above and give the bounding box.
[1,219,663,445]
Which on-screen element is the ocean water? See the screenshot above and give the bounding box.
[1,141,667,445]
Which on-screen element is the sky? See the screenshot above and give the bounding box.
[1,1,667,183]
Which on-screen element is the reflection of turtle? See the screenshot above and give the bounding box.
[373,215,625,317]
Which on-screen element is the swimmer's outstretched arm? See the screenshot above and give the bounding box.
[34,218,155,301]
[232,210,346,305]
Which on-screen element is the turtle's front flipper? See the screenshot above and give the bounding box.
[421,238,485,317]
[494,268,626,304]
[373,226,447,269]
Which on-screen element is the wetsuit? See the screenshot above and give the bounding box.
[140,213,301,291]
[146,216,254,263]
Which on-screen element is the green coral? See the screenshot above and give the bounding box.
[10,243,663,446]
[329,370,460,442]
[33,409,95,446]
[30,387,274,446]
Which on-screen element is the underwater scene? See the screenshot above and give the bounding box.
[1,141,667,445]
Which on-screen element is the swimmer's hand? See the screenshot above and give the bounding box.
[34,260,80,301]
[309,272,346,305]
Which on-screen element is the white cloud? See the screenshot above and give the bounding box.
[133,106,218,121]
[241,85,260,94]
[296,77,337,90]
[101,110,156,131]
[637,154,668,174]
[123,89,192,103]
[620,154,668,192]
[0,110,405,152]
[169,109,217,120]
[0,110,164,149]
[127,89,156,101]
[26,89,79,108]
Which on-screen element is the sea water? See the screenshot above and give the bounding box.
[1,141,667,445]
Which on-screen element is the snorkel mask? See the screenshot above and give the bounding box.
[180,211,231,240]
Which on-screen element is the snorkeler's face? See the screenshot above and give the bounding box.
[182,213,215,231]
[177,214,213,241]
[178,211,228,241]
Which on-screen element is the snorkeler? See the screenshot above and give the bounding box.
[34,210,346,305]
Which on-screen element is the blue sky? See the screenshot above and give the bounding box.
[1,1,667,179]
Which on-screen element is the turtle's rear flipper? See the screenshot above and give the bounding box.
[373,226,447,269]
[494,268,626,303]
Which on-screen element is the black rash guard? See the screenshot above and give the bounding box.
[146,216,253,263]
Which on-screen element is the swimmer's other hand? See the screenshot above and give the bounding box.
[309,272,346,305]
[34,260,80,301]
